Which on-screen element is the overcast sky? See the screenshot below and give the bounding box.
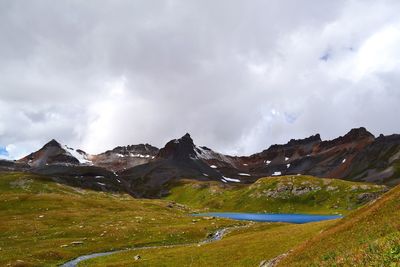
[1,0,400,159]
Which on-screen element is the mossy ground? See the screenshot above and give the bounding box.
[0,172,390,267]
[166,175,387,215]
[0,172,244,266]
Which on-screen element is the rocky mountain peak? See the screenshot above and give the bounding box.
[18,139,80,167]
[107,143,159,156]
[178,133,193,142]
[333,127,375,145]
[286,134,322,146]
[343,127,374,140]
[259,134,322,157]
[157,133,197,160]
[318,127,375,151]
[43,139,62,148]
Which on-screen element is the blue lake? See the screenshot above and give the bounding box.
[193,212,342,224]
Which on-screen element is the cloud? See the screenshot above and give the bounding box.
[0,0,399,158]
[0,144,26,160]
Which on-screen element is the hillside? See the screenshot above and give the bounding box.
[278,183,400,266]
[0,170,394,266]
[165,175,388,214]
[0,172,242,266]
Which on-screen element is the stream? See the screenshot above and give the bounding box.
[60,227,233,267]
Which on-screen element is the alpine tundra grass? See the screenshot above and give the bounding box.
[0,172,243,266]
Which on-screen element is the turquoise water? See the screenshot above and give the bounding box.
[193,212,342,224]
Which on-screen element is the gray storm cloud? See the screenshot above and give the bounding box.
[0,0,400,159]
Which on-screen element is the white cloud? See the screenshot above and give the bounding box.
[353,25,400,79]
[0,0,399,157]
[0,143,31,160]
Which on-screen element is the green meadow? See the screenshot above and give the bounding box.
[0,172,393,266]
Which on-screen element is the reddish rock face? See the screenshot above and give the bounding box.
[316,127,375,152]
[18,139,80,167]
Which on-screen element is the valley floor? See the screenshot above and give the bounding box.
[1,171,397,266]
[79,220,333,267]
[0,172,244,266]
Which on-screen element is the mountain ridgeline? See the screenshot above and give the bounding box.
[1,127,399,197]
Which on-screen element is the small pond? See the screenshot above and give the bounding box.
[193,212,342,224]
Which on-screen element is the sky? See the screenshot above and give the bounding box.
[1,0,400,159]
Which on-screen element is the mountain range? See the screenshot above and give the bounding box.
[1,127,399,197]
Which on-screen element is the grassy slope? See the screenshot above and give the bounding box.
[165,175,387,215]
[0,172,245,266]
[80,220,334,267]
[1,172,391,267]
[279,184,400,266]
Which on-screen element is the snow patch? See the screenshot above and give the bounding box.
[265,160,271,165]
[221,179,227,183]
[203,173,209,177]
[129,153,152,158]
[342,158,346,164]
[64,146,92,164]
[272,171,282,176]
[286,164,291,168]
[95,176,104,179]
[195,146,214,160]
[223,176,241,183]
[97,182,106,186]
[243,163,248,166]
[285,157,289,161]
[238,173,251,176]
[195,146,235,165]
[210,165,217,169]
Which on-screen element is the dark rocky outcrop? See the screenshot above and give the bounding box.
[157,133,197,160]
[120,133,222,197]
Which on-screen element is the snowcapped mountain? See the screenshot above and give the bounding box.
[12,127,400,197]
[18,139,91,167]
[17,139,158,171]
